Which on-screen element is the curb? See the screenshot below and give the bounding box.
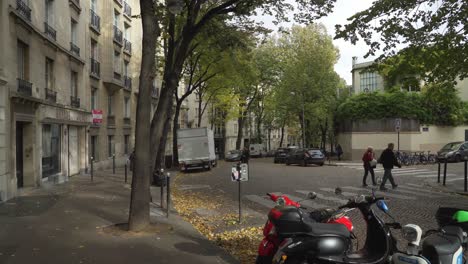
[422,181,468,197]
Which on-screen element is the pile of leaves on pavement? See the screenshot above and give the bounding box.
[173,176,263,263]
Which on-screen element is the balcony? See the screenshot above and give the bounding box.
[107,116,115,127]
[44,23,57,41]
[90,58,100,78]
[71,96,80,108]
[70,42,80,56]
[124,76,132,91]
[114,71,122,81]
[113,26,123,45]
[123,117,131,126]
[123,39,132,54]
[152,87,159,98]
[123,2,132,17]
[90,10,100,33]
[16,0,31,22]
[69,0,81,11]
[17,78,32,96]
[45,88,57,102]
[115,0,123,6]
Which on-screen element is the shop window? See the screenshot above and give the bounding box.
[42,124,61,177]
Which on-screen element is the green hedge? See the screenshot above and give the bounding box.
[336,84,468,126]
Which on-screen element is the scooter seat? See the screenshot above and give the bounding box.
[422,232,461,255]
[304,221,351,238]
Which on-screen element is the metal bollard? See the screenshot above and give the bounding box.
[112,154,116,174]
[166,173,171,218]
[443,159,447,186]
[437,161,441,183]
[124,163,128,183]
[91,157,94,182]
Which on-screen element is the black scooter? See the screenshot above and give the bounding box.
[272,192,398,264]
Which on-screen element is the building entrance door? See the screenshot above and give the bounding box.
[69,126,80,175]
[16,122,24,188]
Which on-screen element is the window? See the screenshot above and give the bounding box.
[71,71,78,97]
[42,124,61,177]
[71,20,77,44]
[45,0,54,25]
[124,61,129,76]
[124,135,129,154]
[91,39,98,59]
[108,135,114,157]
[124,23,130,40]
[124,97,130,118]
[113,10,119,26]
[360,71,378,92]
[91,88,97,109]
[90,136,98,160]
[91,0,97,11]
[45,58,54,89]
[113,51,121,73]
[108,95,113,115]
[17,41,28,80]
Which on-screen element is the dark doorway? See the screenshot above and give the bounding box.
[16,122,24,188]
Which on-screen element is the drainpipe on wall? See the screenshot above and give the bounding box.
[67,125,70,179]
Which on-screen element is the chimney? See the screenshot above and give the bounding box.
[352,56,358,66]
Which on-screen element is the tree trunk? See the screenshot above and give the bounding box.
[197,95,203,127]
[279,125,285,147]
[154,100,174,172]
[172,101,182,166]
[236,115,244,150]
[128,0,158,231]
[256,116,262,143]
[267,128,271,151]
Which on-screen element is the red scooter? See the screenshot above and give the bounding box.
[256,192,354,264]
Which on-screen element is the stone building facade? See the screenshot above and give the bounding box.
[0,0,141,201]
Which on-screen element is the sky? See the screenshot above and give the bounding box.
[257,0,376,85]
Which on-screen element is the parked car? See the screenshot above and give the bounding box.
[225,150,242,162]
[285,148,325,166]
[265,149,276,157]
[274,148,291,163]
[437,141,468,162]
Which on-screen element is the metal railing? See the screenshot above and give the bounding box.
[70,42,80,56]
[45,88,57,102]
[124,39,132,54]
[44,22,57,40]
[90,58,100,78]
[124,2,132,17]
[123,117,131,125]
[107,116,115,126]
[115,0,123,6]
[124,76,132,90]
[90,10,100,32]
[113,71,122,80]
[113,26,123,45]
[70,0,80,9]
[16,0,31,22]
[71,96,80,108]
[17,78,32,96]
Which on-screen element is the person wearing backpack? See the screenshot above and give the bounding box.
[362,146,377,187]
[378,143,401,191]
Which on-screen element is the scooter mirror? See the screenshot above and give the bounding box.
[377,200,389,213]
[307,192,317,200]
[335,187,342,195]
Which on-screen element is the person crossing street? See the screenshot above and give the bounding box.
[378,143,401,191]
[362,146,376,187]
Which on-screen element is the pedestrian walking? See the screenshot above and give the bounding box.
[362,146,377,187]
[128,150,135,172]
[378,143,401,191]
[241,147,250,164]
[336,144,343,161]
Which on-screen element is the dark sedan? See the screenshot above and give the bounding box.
[285,148,325,166]
[274,148,291,163]
[225,150,242,162]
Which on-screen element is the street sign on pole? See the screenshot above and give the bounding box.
[395,118,401,132]
[231,163,249,223]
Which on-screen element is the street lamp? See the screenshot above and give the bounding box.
[290,91,306,148]
[167,0,184,14]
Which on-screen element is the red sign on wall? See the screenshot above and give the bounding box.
[92,110,103,124]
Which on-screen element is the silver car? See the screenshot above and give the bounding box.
[437,141,468,162]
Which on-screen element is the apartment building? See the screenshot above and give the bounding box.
[0,0,140,201]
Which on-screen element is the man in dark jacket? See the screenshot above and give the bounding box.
[378,143,401,191]
[241,147,250,164]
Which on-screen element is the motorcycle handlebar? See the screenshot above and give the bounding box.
[338,196,385,209]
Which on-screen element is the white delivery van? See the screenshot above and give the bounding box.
[250,144,264,158]
[177,127,217,171]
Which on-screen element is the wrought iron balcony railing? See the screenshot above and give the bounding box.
[45,88,57,102]
[113,26,123,45]
[90,58,100,78]
[17,78,32,96]
[124,76,132,90]
[123,39,132,54]
[123,117,131,125]
[16,0,31,22]
[90,10,101,32]
[44,22,57,41]
[70,42,80,56]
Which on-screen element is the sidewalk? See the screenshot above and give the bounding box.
[0,168,239,264]
[423,177,468,197]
